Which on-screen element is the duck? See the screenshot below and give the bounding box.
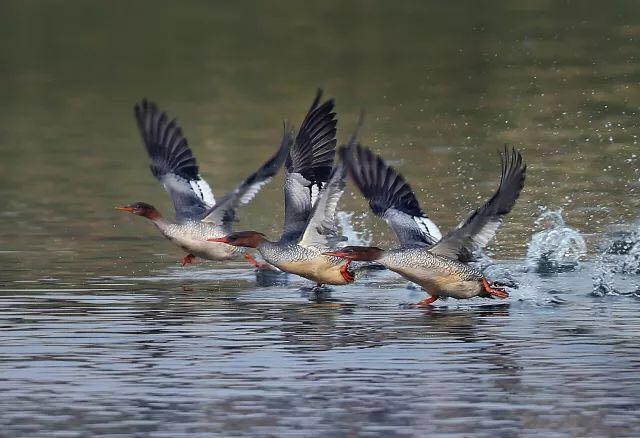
[323,145,526,306]
[116,98,292,267]
[208,107,373,287]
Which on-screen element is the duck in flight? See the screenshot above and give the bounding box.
[116,98,291,267]
[323,145,526,305]
[208,95,374,287]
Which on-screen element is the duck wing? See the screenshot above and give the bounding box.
[202,124,292,231]
[430,147,526,262]
[298,146,349,249]
[280,89,337,242]
[134,99,215,222]
[347,144,441,247]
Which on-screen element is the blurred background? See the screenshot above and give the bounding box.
[2,0,639,281]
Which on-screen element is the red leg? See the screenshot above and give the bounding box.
[339,259,354,283]
[416,295,438,306]
[482,278,509,299]
[180,254,196,267]
[244,253,272,270]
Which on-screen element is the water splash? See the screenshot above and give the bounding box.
[593,223,640,296]
[337,211,372,246]
[525,208,587,273]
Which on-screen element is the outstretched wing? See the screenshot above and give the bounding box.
[298,147,349,249]
[202,124,293,231]
[134,99,215,222]
[430,147,526,262]
[348,145,441,247]
[281,89,337,242]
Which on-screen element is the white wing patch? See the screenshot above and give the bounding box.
[300,179,345,249]
[310,184,321,206]
[190,176,215,207]
[414,216,442,241]
[239,178,271,205]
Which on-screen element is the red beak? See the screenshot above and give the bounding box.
[322,250,350,258]
[208,237,230,244]
[116,206,135,212]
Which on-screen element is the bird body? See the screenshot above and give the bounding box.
[379,248,485,299]
[161,220,242,261]
[324,145,526,305]
[258,241,352,285]
[117,98,291,266]
[209,91,382,287]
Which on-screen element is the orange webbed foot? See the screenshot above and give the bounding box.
[416,295,438,307]
[340,259,354,283]
[482,278,509,299]
[181,254,196,267]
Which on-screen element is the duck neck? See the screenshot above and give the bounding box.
[149,215,170,232]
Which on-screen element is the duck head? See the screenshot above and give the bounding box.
[116,202,162,220]
[208,231,267,248]
[322,246,384,261]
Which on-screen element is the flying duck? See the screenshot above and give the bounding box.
[208,97,375,286]
[323,145,526,305]
[116,98,291,267]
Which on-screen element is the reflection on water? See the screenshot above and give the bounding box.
[2,0,640,435]
[2,267,640,436]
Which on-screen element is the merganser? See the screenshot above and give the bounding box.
[323,145,526,306]
[208,98,368,287]
[116,98,291,267]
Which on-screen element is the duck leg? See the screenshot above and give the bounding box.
[180,254,196,266]
[416,295,438,306]
[244,253,271,270]
[482,278,509,298]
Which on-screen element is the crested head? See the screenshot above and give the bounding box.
[208,231,267,248]
[322,245,384,261]
[116,202,162,220]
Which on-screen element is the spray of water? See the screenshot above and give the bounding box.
[593,223,640,295]
[524,207,587,273]
[337,211,372,246]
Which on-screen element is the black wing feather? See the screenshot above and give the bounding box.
[133,99,214,222]
[281,89,338,242]
[135,99,199,180]
[285,89,337,184]
[347,145,441,247]
[431,146,526,261]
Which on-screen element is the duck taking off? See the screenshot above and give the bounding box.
[324,145,526,306]
[209,96,372,287]
[117,98,292,267]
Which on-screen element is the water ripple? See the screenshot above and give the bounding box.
[2,264,640,435]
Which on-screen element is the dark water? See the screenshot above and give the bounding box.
[2,1,640,436]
